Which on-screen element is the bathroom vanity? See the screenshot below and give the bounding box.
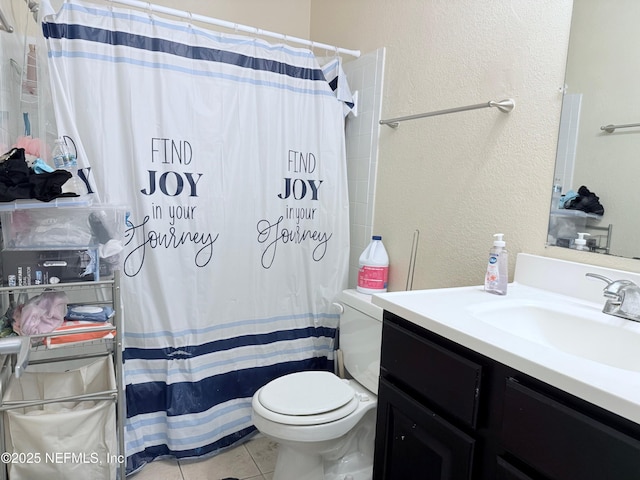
[371,254,640,480]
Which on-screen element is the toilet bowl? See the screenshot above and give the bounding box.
[251,289,383,480]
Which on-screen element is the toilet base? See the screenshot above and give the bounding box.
[269,409,375,480]
[272,444,325,480]
[324,451,373,480]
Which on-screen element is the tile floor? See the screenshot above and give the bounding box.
[129,435,278,480]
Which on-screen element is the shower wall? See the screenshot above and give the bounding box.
[0,6,30,151]
[343,48,385,288]
[1,0,59,155]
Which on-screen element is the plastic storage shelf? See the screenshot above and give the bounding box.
[0,273,124,480]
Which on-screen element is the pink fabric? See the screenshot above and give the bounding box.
[13,291,68,336]
[13,136,45,157]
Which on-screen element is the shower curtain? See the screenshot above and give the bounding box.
[41,0,351,473]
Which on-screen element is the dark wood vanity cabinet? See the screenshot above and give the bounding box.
[373,311,640,480]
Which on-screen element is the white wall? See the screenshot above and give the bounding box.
[310,0,640,290]
[96,0,311,38]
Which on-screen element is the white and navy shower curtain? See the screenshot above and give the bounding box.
[41,0,351,473]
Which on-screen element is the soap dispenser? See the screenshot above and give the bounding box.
[484,233,508,295]
[575,232,590,251]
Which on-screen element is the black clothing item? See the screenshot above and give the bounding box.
[31,169,76,202]
[0,157,31,201]
[564,185,604,215]
[0,147,77,202]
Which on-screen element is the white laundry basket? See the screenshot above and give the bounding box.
[3,355,117,480]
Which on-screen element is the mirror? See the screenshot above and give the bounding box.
[548,0,640,259]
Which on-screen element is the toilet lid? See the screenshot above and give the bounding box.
[258,371,355,416]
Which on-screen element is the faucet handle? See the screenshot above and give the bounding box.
[585,273,622,302]
[585,273,613,285]
[585,273,640,305]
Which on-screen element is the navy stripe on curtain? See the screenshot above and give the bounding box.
[123,326,336,361]
[42,22,327,81]
[125,357,333,417]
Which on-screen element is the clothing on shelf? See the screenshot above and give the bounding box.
[560,185,605,216]
[0,147,76,202]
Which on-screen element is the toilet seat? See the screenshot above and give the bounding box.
[255,371,359,426]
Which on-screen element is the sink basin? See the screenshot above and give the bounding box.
[468,300,640,372]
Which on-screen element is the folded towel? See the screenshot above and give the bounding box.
[45,320,115,348]
[66,304,115,322]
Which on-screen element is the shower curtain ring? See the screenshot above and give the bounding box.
[252,27,262,44]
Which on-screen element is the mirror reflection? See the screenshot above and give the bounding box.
[548,0,640,259]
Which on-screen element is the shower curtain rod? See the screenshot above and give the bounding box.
[105,0,360,58]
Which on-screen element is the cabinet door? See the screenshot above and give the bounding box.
[373,377,475,480]
[502,378,640,480]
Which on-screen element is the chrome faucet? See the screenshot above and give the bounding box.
[586,273,640,322]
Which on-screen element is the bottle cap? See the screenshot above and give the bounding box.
[493,233,506,247]
[372,235,382,240]
[575,232,590,246]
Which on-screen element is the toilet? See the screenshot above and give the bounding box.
[251,289,383,480]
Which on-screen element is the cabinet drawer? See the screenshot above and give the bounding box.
[380,319,482,427]
[502,378,640,480]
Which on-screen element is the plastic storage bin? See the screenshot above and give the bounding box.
[2,356,117,480]
[548,210,588,247]
[0,206,126,250]
[548,209,603,248]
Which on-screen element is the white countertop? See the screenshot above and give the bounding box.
[371,254,640,424]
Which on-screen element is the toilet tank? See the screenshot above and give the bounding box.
[338,289,383,394]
